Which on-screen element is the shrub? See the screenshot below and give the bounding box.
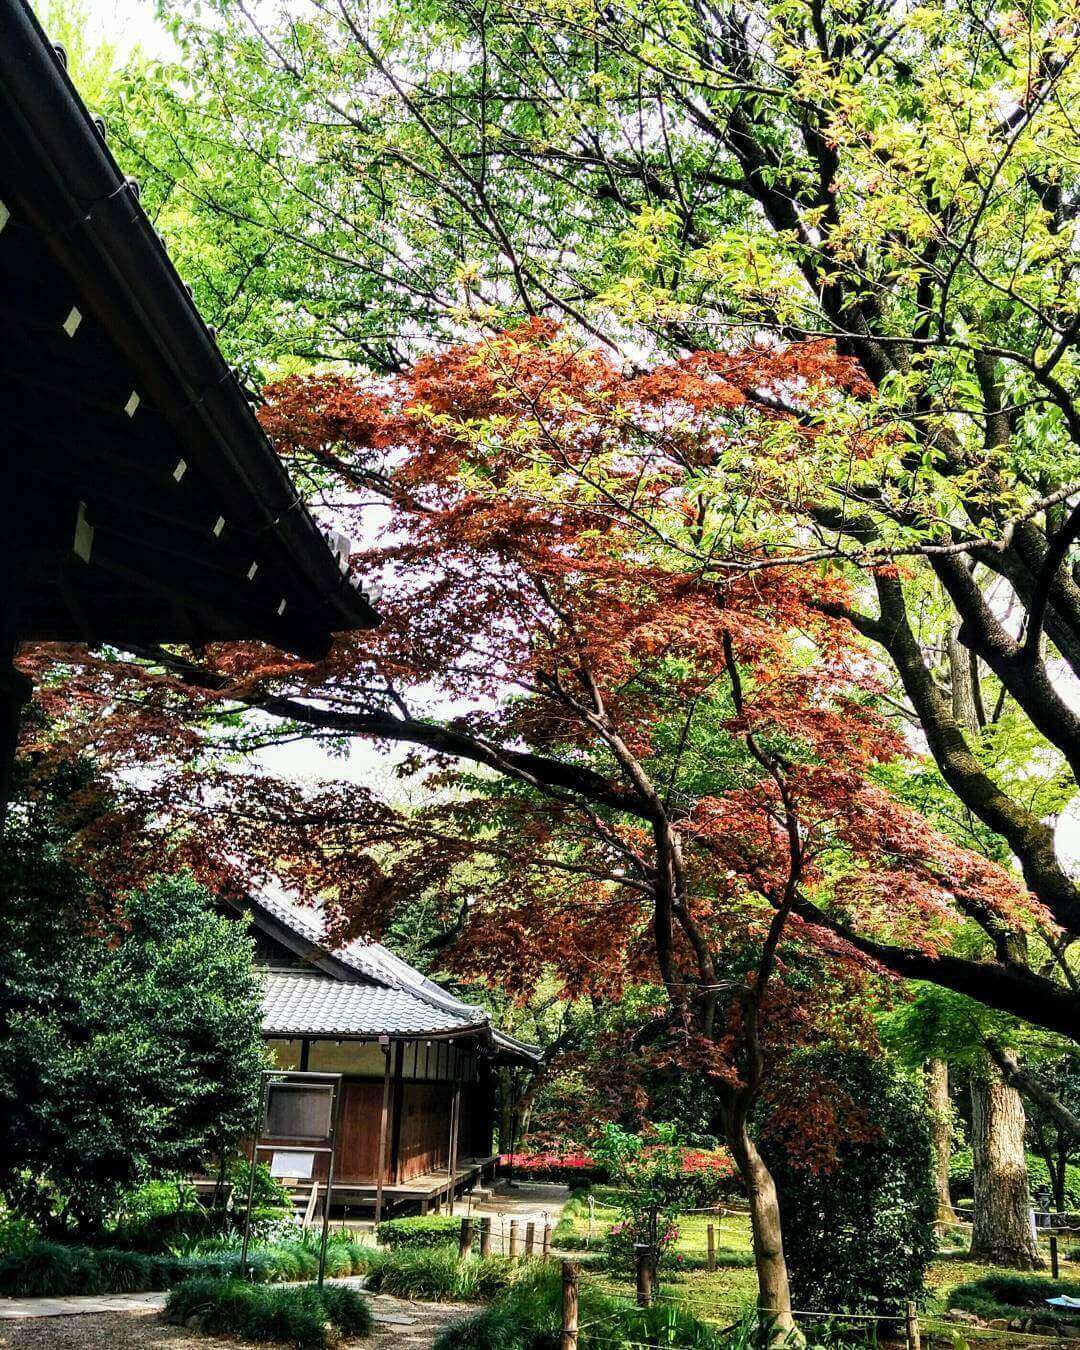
[591,1123,703,1276]
[0,1210,36,1256]
[501,1151,609,1186]
[760,1049,937,1320]
[376,1215,463,1250]
[227,1158,294,1213]
[949,1273,1080,1327]
[0,1241,87,1296]
[603,1213,682,1273]
[165,1277,373,1347]
[0,858,266,1238]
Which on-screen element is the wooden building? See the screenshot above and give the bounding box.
[0,0,378,814]
[236,893,539,1217]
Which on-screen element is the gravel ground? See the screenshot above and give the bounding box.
[0,1295,469,1349]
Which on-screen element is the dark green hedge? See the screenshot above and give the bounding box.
[375,1215,463,1249]
[165,1277,373,1348]
[760,1049,937,1320]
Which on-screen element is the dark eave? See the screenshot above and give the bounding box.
[0,0,379,660]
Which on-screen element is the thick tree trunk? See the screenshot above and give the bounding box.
[728,1116,802,1344]
[969,1063,1042,1268]
[927,1059,957,1224]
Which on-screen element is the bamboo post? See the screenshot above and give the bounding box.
[525,1220,536,1256]
[634,1244,653,1307]
[1051,1229,1060,1279]
[707,1223,716,1272]
[509,1219,521,1260]
[458,1216,473,1261]
[905,1301,921,1350]
[561,1261,579,1350]
[479,1216,492,1257]
[542,1221,552,1258]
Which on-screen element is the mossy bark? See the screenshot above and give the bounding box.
[927,1059,957,1224]
[969,1061,1042,1268]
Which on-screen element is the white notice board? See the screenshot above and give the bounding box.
[269,1150,315,1179]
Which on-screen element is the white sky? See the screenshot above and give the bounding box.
[78,0,172,57]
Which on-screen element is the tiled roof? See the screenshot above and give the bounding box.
[250,889,487,1022]
[245,890,541,1061]
[261,970,485,1038]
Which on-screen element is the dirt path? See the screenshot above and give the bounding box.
[0,1293,468,1349]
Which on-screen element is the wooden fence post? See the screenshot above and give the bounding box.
[561,1261,579,1350]
[1050,1229,1060,1279]
[479,1216,492,1257]
[509,1219,521,1260]
[905,1301,921,1350]
[525,1221,536,1257]
[542,1222,552,1258]
[634,1244,653,1307]
[458,1216,473,1261]
[707,1223,716,1272]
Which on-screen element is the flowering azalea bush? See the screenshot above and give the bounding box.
[591,1124,710,1276]
[499,1150,607,1185]
[604,1213,684,1273]
[500,1141,740,1197]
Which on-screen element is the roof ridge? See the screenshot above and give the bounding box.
[245,890,490,1022]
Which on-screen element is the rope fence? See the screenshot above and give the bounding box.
[395,1203,1079,1348]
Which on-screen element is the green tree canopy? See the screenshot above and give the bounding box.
[0,766,265,1235]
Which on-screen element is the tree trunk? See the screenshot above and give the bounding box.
[970,1062,1042,1268]
[728,1115,802,1344]
[927,1059,957,1224]
[948,620,980,731]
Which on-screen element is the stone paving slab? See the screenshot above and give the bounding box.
[0,1292,166,1319]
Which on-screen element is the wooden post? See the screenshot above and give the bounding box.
[525,1220,536,1256]
[479,1216,492,1257]
[374,1039,392,1226]
[458,1216,473,1261]
[509,1219,521,1260]
[634,1244,653,1307]
[631,1242,650,1306]
[1050,1229,1060,1279]
[542,1221,552,1258]
[707,1223,716,1272]
[561,1261,579,1350]
[905,1301,921,1350]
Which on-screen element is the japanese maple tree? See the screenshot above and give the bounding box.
[17,323,1061,1331]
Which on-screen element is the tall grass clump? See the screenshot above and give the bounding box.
[165,1277,373,1348]
[360,1244,515,1301]
[0,1232,372,1297]
[434,1263,730,1350]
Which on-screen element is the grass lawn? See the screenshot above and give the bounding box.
[555,1188,1080,1345]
